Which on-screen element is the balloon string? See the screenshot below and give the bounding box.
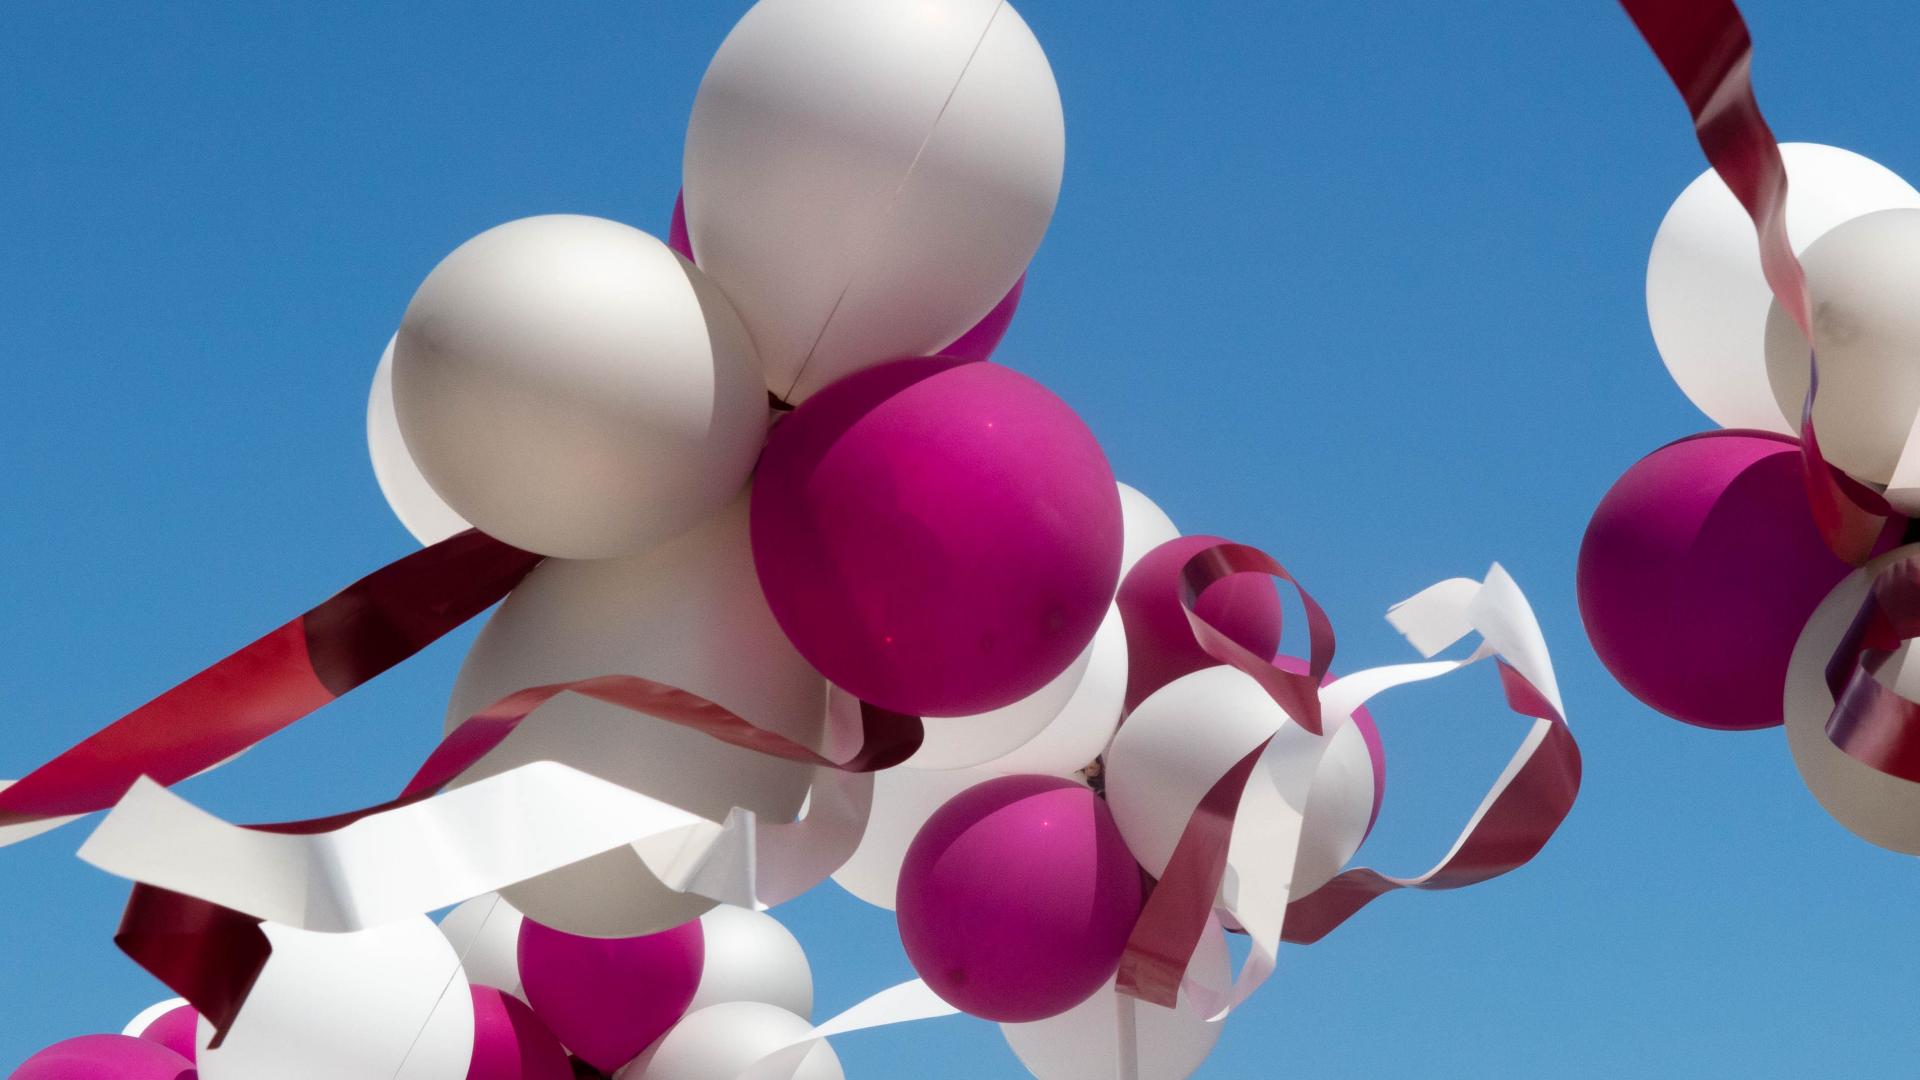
[390,893,503,1080]
[779,0,1008,401]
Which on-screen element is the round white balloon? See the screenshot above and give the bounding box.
[831,764,1000,909]
[684,0,1064,402]
[367,336,470,546]
[1001,915,1229,1080]
[1765,208,1920,485]
[1105,666,1376,903]
[1647,142,1920,433]
[437,893,525,1001]
[444,493,825,937]
[688,905,815,1020]
[618,1001,843,1080]
[394,214,768,558]
[978,603,1128,776]
[1117,482,1180,575]
[1784,542,1920,853]
[195,917,474,1080]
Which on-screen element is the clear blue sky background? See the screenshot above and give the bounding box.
[3,1,1918,1076]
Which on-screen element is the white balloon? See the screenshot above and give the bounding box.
[1105,666,1376,903]
[1117,482,1180,575]
[195,917,474,1080]
[1001,915,1228,1080]
[1765,208,1920,485]
[684,0,1064,402]
[905,643,1093,770]
[688,905,815,1020]
[367,336,470,546]
[831,765,999,909]
[445,494,826,937]
[394,214,768,559]
[120,997,188,1038]
[1784,542,1920,853]
[437,893,525,1001]
[618,1002,844,1080]
[978,602,1128,776]
[1648,142,1920,433]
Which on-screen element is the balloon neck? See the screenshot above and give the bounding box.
[1078,754,1107,800]
[768,390,796,413]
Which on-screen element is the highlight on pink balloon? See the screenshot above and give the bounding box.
[1578,430,1876,731]
[135,1004,200,1063]
[895,775,1144,1023]
[1118,534,1284,713]
[13,1034,196,1079]
[467,985,572,1080]
[517,917,705,1074]
[751,357,1124,717]
[1274,654,1385,837]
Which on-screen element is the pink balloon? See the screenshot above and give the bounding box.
[751,358,1123,717]
[135,1005,199,1063]
[666,191,1022,361]
[896,775,1144,1022]
[467,985,573,1080]
[517,917,704,1074]
[1273,654,1385,838]
[14,1034,195,1079]
[1118,535,1283,713]
[1578,431,1873,731]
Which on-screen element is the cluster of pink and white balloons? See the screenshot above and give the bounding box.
[1581,142,1920,851]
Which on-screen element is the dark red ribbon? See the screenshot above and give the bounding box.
[1619,0,1890,564]
[1822,551,1920,783]
[1179,543,1334,735]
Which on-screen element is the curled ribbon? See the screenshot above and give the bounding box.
[1618,0,1892,564]
[1822,549,1920,783]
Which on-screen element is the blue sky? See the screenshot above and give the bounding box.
[4,1,1919,1075]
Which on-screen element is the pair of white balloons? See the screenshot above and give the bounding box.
[377,0,1064,559]
[1649,142,1920,493]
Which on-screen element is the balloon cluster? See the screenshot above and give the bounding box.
[1590,0,1920,854]
[6,2,1582,1077]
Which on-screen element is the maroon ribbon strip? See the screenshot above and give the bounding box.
[1619,0,1890,564]
[1822,551,1920,783]
[1179,543,1335,735]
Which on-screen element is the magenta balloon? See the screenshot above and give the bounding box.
[466,986,572,1080]
[667,192,694,262]
[14,1034,194,1079]
[1578,431,1868,731]
[136,1005,199,1063]
[752,358,1123,717]
[517,917,704,1074]
[1118,535,1283,713]
[938,275,1025,363]
[896,775,1144,1022]
[1273,654,1385,838]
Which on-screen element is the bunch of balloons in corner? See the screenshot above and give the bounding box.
[9,2,1583,1079]
[1587,1,1920,858]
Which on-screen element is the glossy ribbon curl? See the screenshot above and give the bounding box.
[1823,550,1920,783]
[1619,0,1890,564]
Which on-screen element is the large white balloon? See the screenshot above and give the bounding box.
[367,337,470,546]
[904,638,1094,770]
[437,893,525,1001]
[1117,482,1180,575]
[195,917,474,1080]
[831,765,999,909]
[444,494,825,937]
[1647,142,1920,433]
[1765,208,1920,486]
[394,214,768,558]
[688,905,815,1020]
[684,0,1064,402]
[1001,915,1228,1080]
[618,1001,844,1080]
[977,603,1128,776]
[1105,666,1376,903]
[1784,543,1920,853]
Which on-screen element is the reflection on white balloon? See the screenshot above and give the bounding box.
[366,337,470,546]
[617,1001,843,1080]
[1647,142,1920,433]
[437,893,526,1001]
[444,494,825,937]
[831,765,999,910]
[394,214,768,558]
[689,905,815,1020]
[195,917,473,1080]
[685,0,1064,402]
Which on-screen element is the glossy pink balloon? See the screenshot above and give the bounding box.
[666,193,1022,360]
[1118,535,1284,713]
[135,1004,199,1063]
[14,1034,195,1079]
[517,917,704,1074]
[1578,431,1870,730]
[896,775,1144,1022]
[467,985,572,1080]
[752,358,1123,717]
